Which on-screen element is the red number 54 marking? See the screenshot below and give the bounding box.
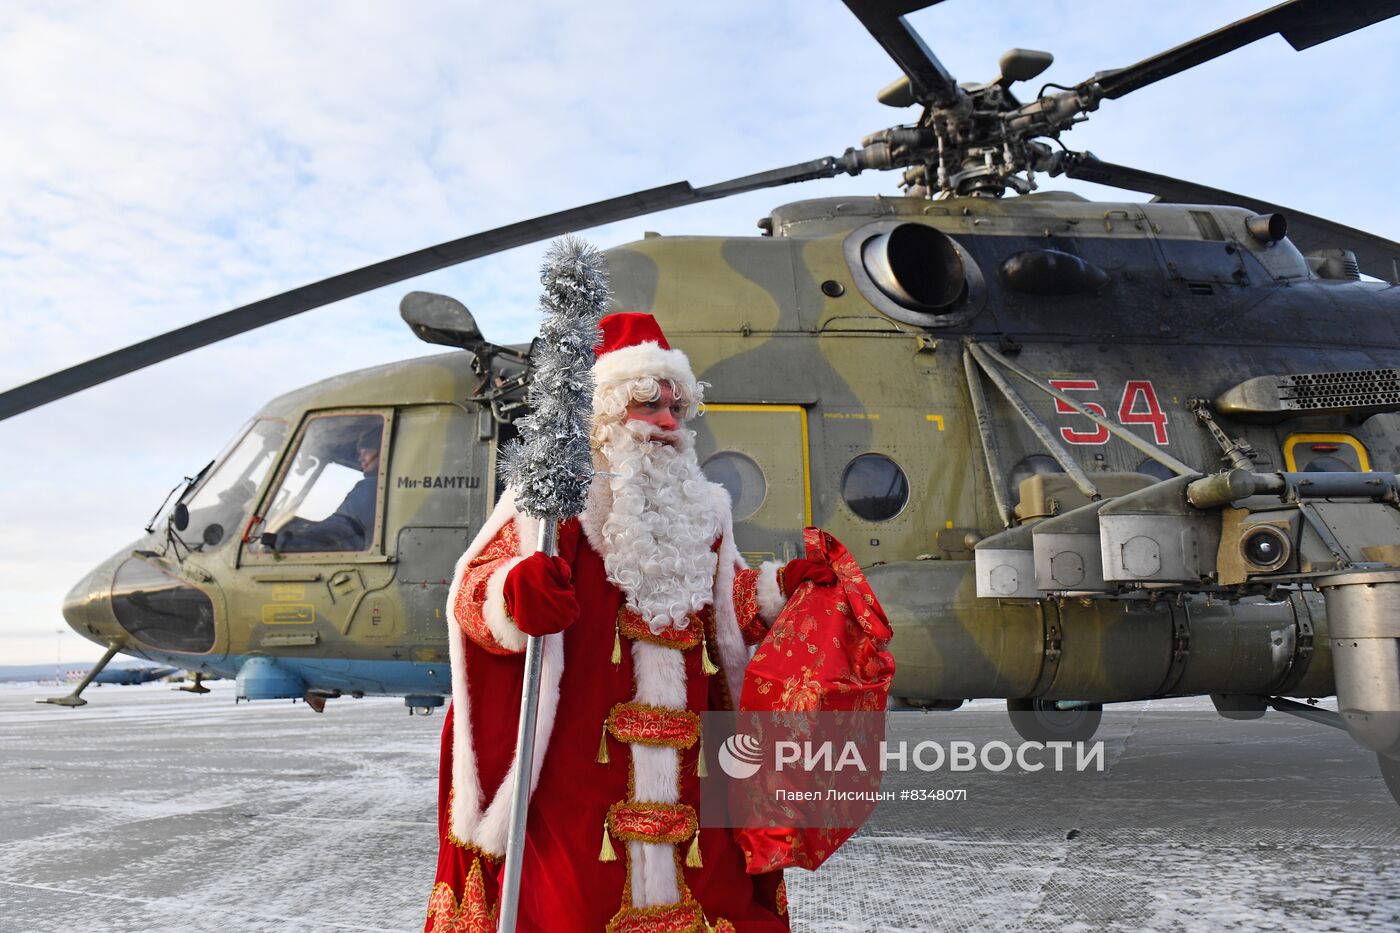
[1049,379,1170,446]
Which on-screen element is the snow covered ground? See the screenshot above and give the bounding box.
[1,682,1396,932]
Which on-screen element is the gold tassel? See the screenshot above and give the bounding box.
[685,832,703,868]
[700,629,719,676]
[697,734,707,778]
[610,622,622,666]
[596,722,611,764]
[599,820,618,862]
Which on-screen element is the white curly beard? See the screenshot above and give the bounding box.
[581,420,721,633]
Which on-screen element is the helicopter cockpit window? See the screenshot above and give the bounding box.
[253,413,386,554]
[180,418,288,549]
[702,451,767,522]
[111,558,215,653]
[841,454,909,522]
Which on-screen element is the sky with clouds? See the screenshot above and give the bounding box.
[2,0,1398,666]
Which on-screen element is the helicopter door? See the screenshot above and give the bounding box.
[239,409,397,655]
[694,404,811,567]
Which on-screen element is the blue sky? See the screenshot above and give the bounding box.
[3,0,1398,665]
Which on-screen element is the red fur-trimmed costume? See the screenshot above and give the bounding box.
[426,313,791,932]
[425,489,788,932]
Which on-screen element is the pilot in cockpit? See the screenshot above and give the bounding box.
[274,425,382,552]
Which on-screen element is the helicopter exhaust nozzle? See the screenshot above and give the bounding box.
[1245,213,1287,244]
[1320,570,1400,756]
[861,223,967,311]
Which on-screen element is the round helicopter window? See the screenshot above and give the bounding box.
[1136,458,1177,482]
[1009,454,1064,494]
[841,454,909,522]
[702,451,766,521]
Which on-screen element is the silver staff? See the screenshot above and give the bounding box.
[496,236,607,932]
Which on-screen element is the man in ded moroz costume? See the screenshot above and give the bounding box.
[426,311,840,932]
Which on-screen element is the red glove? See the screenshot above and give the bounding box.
[502,553,581,637]
[780,558,837,596]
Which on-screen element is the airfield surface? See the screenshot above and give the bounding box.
[1,682,1397,932]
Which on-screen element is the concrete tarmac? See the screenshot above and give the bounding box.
[1,682,1397,932]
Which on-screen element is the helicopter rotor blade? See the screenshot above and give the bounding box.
[1061,153,1400,281]
[842,1,962,107]
[1083,0,1400,101]
[0,156,850,423]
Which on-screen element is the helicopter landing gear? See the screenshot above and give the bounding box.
[1006,698,1103,744]
[178,672,211,694]
[38,641,122,708]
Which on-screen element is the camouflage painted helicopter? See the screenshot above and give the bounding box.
[11,0,1400,796]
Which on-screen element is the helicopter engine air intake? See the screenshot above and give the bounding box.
[860,222,967,312]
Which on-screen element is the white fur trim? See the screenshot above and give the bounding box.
[446,488,564,855]
[444,490,522,844]
[592,340,699,402]
[630,841,681,907]
[756,560,786,625]
[631,744,680,804]
[627,590,689,910]
[631,641,687,709]
[482,557,528,653]
[709,484,753,709]
[628,642,683,906]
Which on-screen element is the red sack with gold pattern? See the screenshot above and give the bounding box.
[735,528,894,872]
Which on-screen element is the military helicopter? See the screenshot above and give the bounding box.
[10,0,1400,797]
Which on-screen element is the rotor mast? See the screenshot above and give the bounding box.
[842,0,1400,199]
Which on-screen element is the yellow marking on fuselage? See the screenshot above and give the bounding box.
[704,404,812,526]
[1282,433,1371,471]
[261,603,314,625]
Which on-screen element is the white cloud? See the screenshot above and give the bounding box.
[2,0,1398,663]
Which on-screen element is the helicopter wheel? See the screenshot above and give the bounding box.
[1377,755,1400,806]
[1006,698,1103,744]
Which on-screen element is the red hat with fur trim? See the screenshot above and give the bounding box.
[592,312,700,409]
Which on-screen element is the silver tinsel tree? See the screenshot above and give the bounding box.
[500,236,608,520]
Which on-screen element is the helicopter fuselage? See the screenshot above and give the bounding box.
[60,192,1400,713]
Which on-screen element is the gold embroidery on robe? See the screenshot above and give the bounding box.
[424,857,495,933]
[607,701,700,749]
[605,897,708,933]
[607,800,699,845]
